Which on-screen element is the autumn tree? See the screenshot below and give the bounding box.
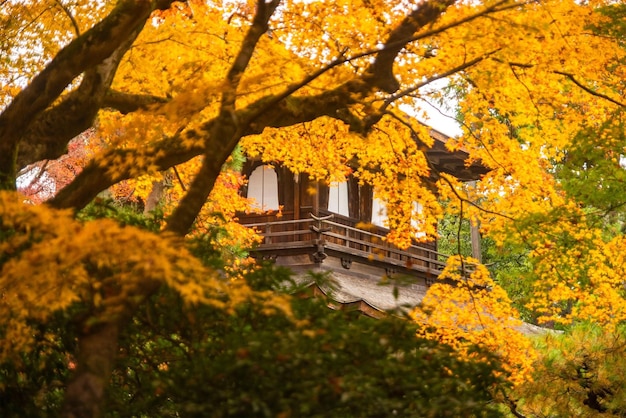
[2,0,626,416]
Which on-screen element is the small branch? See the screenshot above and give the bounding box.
[384,110,431,150]
[406,0,523,46]
[555,71,626,108]
[503,393,527,418]
[24,160,50,190]
[455,199,486,330]
[54,0,81,37]
[172,166,187,192]
[509,63,541,117]
[420,83,510,174]
[381,50,499,112]
[439,174,515,221]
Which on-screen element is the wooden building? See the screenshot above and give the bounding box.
[237,128,488,317]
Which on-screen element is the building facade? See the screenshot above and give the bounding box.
[238,128,488,316]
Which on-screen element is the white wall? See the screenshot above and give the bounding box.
[247,165,279,211]
[328,181,349,216]
[372,193,425,238]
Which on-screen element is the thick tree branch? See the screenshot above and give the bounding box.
[49,81,357,211]
[17,28,150,169]
[102,89,169,114]
[51,0,516,213]
[61,323,120,418]
[164,0,281,236]
[0,0,175,188]
[49,138,200,210]
[11,3,182,417]
[365,0,517,94]
[366,0,457,93]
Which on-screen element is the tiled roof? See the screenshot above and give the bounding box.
[296,272,552,336]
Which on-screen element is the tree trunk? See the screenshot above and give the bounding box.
[61,322,120,418]
[0,141,18,190]
[144,180,166,214]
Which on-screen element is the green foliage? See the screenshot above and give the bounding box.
[0,313,77,417]
[228,145,246,172]
[77,198,164,232]
[105,268,507,418]
[510,322,626,417]
[0,262,507,418]
[437,214,474,258]
[589,4,626,50]
[558,113,626,211]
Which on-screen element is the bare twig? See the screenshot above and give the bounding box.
[456,199,487,330]
[54,0,81,37]
[381,50,500,112]
[439,174,515,221]
[555,71,626,108]
[172,166,187,192]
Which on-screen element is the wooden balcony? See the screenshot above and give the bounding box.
[239,209,446,278]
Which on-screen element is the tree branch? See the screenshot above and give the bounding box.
[0,0,175,188]
[15,2,178,171]
[366,0,458,93]
[17,40,148,168]
[50,0,516,212]
[356,50,500,134]
[164,0,281,236]
[248,0,517,128]
[555,71,626,108]
[1,0,153,146]
[54,0,81,37]
[385,51,499,109]
[102,90,169,114]
[46,75,358,211]
[438,173,515,221]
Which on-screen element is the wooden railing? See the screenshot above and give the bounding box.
[239,210,447,274]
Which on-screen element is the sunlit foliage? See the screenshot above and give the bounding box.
[411,256,536,387]
[3,0,626,414]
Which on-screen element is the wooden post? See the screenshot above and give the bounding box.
[468,181,482,263]
[313,180,319,216]
[470,221,482,263]
[294,172,300,219]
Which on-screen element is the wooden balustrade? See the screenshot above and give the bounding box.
[239,210,448,274]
